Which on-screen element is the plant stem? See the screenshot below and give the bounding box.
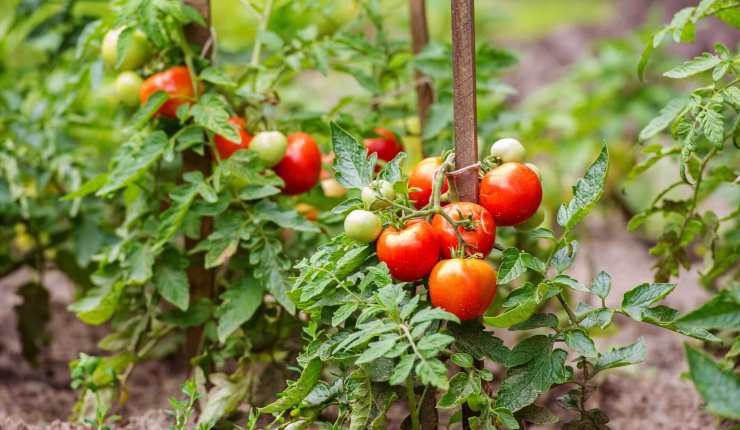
[405,377,421,430]
[250,0,274,68]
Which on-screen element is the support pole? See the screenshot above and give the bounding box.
[183,0,215,363]
[409,0,434,131]
[450,0,478,203]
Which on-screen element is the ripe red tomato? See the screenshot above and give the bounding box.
[140,66,197,118]
[215,117,252,160]
[479,162,542,226]
[273,132,322,195]
[429,258,497,321]
[431,202,496,258]
[408,157,448,209]
[377,220,439,281]
[363,128,402,162]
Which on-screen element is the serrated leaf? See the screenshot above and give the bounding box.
[378,152,406,183]
[132,92,168,126]
[449,322,510,363]
[332,302,359,327]
[621,283,676,320]
[389,354,415,386]
[63,173,108,200]
[675,287,740,331]
[331,122,374,189]
[154,250,189,311]
[663,52,721,79]
[549,274,588,292]
[591,271,611,301]
[564,330,597,358]
[253,200,320,233]
[191,93,240,142]
[97,132,167,196]
[685,345,740,419]
[557,144,608,230]
[592,338,646,370]
[260,359,322,414]
[437,372,473,409]
[639,98,688,141]
[698,108,724,146]
[416,358,448,390]
[200,67,236,87]
[418,333,455,356]
[579,308,614,329]
[409,307,460,325]
[216,276,265,343]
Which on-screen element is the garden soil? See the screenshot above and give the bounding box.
[0,211,727,430]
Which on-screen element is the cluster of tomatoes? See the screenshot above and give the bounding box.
[344,138,543,321]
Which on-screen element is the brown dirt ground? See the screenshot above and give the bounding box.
[0,211,732,430]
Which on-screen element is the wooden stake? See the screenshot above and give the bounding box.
[450,0,478,203]
[409,0,434,131]
[183,0,215,363]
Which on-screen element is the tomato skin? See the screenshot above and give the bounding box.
[363,128,402,162]
[345,210,383,243]
[361,180,396,210]
[479,162,542,226]
[114,71,143,106]
[215,117,252,160]
[490,138,526,163]
[296,203,320,221]
[250,131,288,167]
[273,132,322,195]
[408,157,448,209]
[376,220,440,281]
[140,66,196,118]
[431,202,496,258]
[429,258,497,321]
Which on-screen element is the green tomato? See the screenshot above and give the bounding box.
[361,180,396,210]
[344,210,382,243]
[114,71,142,106]
[102,28,150,70]
[514,208,545,231]
[525,162,541,181]
[250,131,288,167]
[490,137,526,163]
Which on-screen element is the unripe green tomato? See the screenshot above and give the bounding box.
[344,210,382,243]
[361,180,396,210]
[515,208,545,231]
[114,71,143,106]
[490,137,526,163]
[525,162,541,180]
[102,28,150,70]
[250,131,288,167]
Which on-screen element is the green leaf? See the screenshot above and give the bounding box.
[200,67,236,87]
[497,248,545,284]
[685,345,740,419]
[563,330,597,358]
[418,333,455,357]
[437,373,474,409]
[449,322,510,363]
[389,354,415,386]
[639,98,687,141]
[590,271,611,301]
[663,52,721,79]
[69,282,124,325]
[621,283,676,320]
[409,307,460,325]
[197,366,250,427]
[578,308,613,329]
[496,343,570,412]
[260,359,322,414]
[556,144,608,230]
[63,173,108,200]
[592,338,646,371]
[451,352,474,368]
[551,240,578,273]
[125,243,153,284]
[238,184,280,200]
[355,337,398,364]
[191,93,240,142]
[154,250,190,311]
[216,275,265,343]
[416,358,449,390]
[378,152,406,183]
[331,122,374,189]
[509,313,559,331]
[153,176,201,251]
[132,92,168,127]
[675,287,740,331]
[494,407,520,429]
[549,274,588,293]
[332,302,359,327]
[160,298,212,327]
[253,200,320,233]
[516,404,559,425]
[698,107,724,146]
[97,132,167,196]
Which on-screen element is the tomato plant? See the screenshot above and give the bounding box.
[429,257,497,321]
[431,201,495,258]
[274,132,322,195]
[479,162,542,226]
[377,219,440,281]
[214,116,252,160]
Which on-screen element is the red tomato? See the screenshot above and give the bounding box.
[363,128,402,162]
[479,162,542,226]
[408,157,448,209]
[139,66,197,118]
[431,202,496,258]
[429,258,497,321]
[274,132,322,195]
[377,220,439,282]
[214,117,252,160]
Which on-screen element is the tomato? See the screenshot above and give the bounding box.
[274,132,322,195]
[363,128,402,162]
[114,71,142,107]
[431,202,496,258]
[479,162,542,226]
[215,117,252,160]
[429,258,497,321]
[296,203,320,221]
[361,180,396,210]
[344,210,383,243]
[408,157,448,209]
[525,162,541,180]
[514,208,545,231]
[140,66,197,118]
[377,220,439,281]
[490,138,525,163]
[250,131,288,167]
[102,28,150,70]
[321,178,347,198]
